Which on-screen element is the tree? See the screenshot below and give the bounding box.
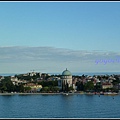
[0,85,7,92]
[0,77,15,92]
[94,82,102,92]
[76,81,84,91]
[24,87,31,92]
[41,86,50,92]
[84,81,94,91]
[18,84,24,92]
[68,86,74,91]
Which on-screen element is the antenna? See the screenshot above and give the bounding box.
[30,70,35,72]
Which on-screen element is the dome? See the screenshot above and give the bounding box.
[62,68,72,76]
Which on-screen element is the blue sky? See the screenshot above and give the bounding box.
[0,1,120,74]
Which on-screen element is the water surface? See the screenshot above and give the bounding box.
[0,94,120,118]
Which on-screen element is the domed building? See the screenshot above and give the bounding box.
[58,68,73,91]
[62,69,72,76]
[62,68,72,87]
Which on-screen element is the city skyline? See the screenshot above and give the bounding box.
[0,1,120,73]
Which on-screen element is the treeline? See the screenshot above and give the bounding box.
[76,81,119,92]
[37,80,59,92]
[15,73,41,81]
[0,77,24,93]
[0,75,120,93]
[0,77,60,93]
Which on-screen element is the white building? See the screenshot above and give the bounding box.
[58,68,73,91]
[0,76,4,81]
[24,83,42,92]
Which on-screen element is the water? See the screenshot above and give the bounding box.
[49,72,120,76]
[1,72,120,77]
[72,72,120,76]
[0,94,120,118]
[0,73,23,76]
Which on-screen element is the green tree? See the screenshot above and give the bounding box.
[0,77,15,92]
[24,87,31,92]
[94,82,102,92]
[68,86,74,91]
[18,84,24,92]
[84,81,94,91]
[76,81,84,91]
[41,86,50,92]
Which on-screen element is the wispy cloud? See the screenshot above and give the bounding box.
[0,46,120,73]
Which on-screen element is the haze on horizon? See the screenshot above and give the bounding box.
[0,1,120,74]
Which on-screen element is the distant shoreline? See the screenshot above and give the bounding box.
[0,72,120,77]
[0,92,119,96]
[0,92,78,95]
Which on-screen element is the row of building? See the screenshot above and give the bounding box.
[0,69,120,92]
[58,69,118,90]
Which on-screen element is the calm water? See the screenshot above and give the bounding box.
[1,72,120,77]
[0,94,120,118]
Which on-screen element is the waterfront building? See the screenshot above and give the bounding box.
[24,83,42,92]
[102,82,113,89]
[11,76,19,85]
[11,76,27,85]
[58,68,76,91]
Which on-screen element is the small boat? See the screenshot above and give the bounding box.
[66,93,68,95]
[62,93,69,96]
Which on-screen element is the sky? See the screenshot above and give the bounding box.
[0,1,120,74]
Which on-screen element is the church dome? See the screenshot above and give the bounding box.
[62,68,72,76]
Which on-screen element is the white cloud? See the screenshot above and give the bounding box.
[0,46,120,73]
